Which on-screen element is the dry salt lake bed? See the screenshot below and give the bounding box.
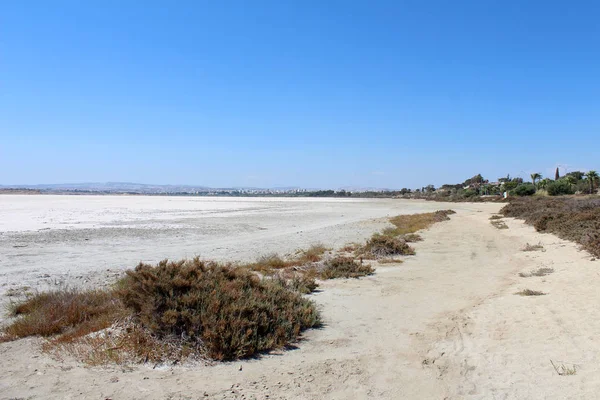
[2,194,600,399]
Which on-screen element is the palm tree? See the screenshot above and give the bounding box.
[586,170,599,193]
[530,173,541,188]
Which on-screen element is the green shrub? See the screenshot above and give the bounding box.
[547,180,575,196]
[512,183,536,196]
[119,258,321,360]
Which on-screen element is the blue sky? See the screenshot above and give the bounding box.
[1,1,598,189]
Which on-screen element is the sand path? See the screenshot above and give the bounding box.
[1,201,599,399]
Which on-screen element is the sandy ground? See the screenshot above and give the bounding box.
[1,195,599,399]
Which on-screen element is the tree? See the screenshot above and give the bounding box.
[555,167,560,180]
[530,173,541,187]
[566,171,585,181]
[586,170,599,193]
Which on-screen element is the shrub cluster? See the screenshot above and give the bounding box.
[502,197,600,257]
[546,180,575,196]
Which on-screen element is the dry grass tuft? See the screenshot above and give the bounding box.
[518,267,554,278]
[515,289,546,296]
[550,360,577,376]
[320,256,374,279]
[522,243,545,252]
[377,258,404,264]
[339,243,360,253]
[295,243,329,264]
[3,289,126,341]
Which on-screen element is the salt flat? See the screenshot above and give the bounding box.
[0,195,485,301]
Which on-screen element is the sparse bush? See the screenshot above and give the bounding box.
[363,234,415,257]
[119,258,321,360]
[320,256,373,279]
[489,214,503,220]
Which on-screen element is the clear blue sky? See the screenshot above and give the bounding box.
[1,1,598,189]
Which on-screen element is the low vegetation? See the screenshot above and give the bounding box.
[361,234,415,258]
[490,220,509,229]
[1,210,456,365]
[518,267,554,278]
[522,243,545,252]
[2,258,321,362]
[3,289,125,342]
[515,289,546,296]
[550,360,577,376]
[356,210,455,259]
[387,210,456,236]
[502,197,600,257]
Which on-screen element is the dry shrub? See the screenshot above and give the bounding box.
[519,267,554,278]
[41,319,198,366]
[3,289,125,341]
[339,243,360,253]
[522,243,545,252]
[491,220,509,229]
[362,234,415,258]
[320,256,373,279]
[402,233,423,243]
[387,210,455,236]
[273,269,319,294]
[515,289,546,296]
[502,197,600,257]
[119,258,321,360]
[489,214,503,220]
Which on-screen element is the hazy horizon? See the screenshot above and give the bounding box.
[2,2,598,188]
